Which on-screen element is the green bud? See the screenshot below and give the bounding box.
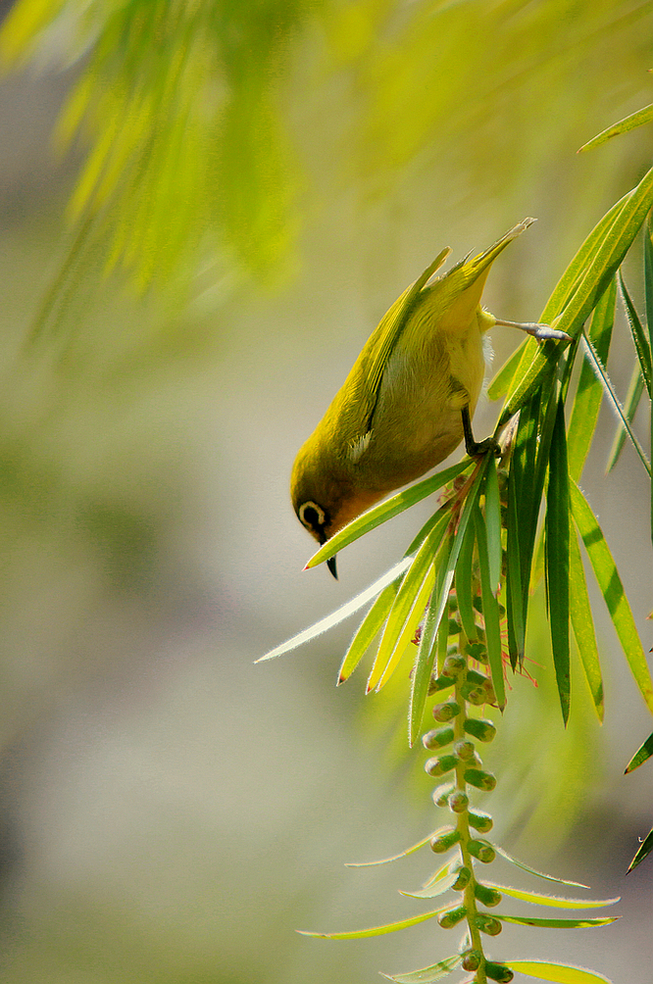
[451,864,471,890]
[464,687,487,706]
[429,674,455,694]
[448,790,469,814]
[474,882,502,907]
[483,678,497,704]
[422,726,454,750]
[465,670,487,686]
[465,641,487,662]
[442,654,466,677]
[465,768,497,791]
[468,839,496,864]
[447,618,461,635]
[437,903,467,929]
[485,962,514,982]
[432,782,455,807]
[453,739,476,761]
[468,809,493,833]
[475,914,502,936]
[425,753,457,777]
[461,950,482,972]
[464,718,497,742]
[429,828,460,853]
[432,700,461,722]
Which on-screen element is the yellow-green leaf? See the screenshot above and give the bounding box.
[507,960,613,983]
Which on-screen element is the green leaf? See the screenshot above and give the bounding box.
[344,833,433,868]
[580,330,651,476]
[545,398,571,724]
[570,482,653,714]
[380,955,462,983]
[507,960,614,983]
[617,271,652,397]
[647,215,653,546]
[305,460,471,568]
[627,826,653,872]
[474,506,506,710]
[496,914,618,929]
[605,362,646,474]
[624,731,653,773]
[373,565,435,692]
[578,101,653,152]
[399,870,458,899]
[257,557,411,662]
[455,516,478,641]
[567,279,616,481]
[484,453,502,593]
[338,581,399,684]
[298,906,445,939]
[494,846,589,887]
[487,337,529,400]
[492,885,619,909]
[568,529,604,721]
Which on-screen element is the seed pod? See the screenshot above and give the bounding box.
[433,700,461,722]
[475,913,502,936]
[464,718,497,742]
[437,903,467,929]
[429,674,455,694]
[422,726,455,750]
[468,809,493,833]
[465,768,497,791]
[425,753,457,777]
[442,654,466,677]
[461,950,482,971]
[429,828,460,853]
[453,739,476,761]
[451,864,471,890]
[448,790,469,814]
[467,839,496,864]
[474,882,502,907]
[432,782,455,807]
[485,962,514,982]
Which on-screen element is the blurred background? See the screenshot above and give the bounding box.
[0,1,651,981]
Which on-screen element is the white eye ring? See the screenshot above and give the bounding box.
[299,500,326,530]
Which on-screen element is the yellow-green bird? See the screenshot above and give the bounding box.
[291,218,566,577]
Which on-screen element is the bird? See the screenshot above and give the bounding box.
[291,218,567,578]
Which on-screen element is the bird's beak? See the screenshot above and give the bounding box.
[327,555,338,580]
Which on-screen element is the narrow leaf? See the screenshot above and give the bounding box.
[496,914,617,928]
[546,398,571,724]
[374,566,436,692]
[624,731,653,773]
[257,558,411,662]
[484,453,502,593]
[298,906,445,939]
[474,506,506,710]
[507,960,613,983]
[605,363,645,473]
[380,955,462,983]
[567,279,616,481]
[487,336,529,400]
[345,833,433,867]
[455,516,478,641]
[305,460,471,568]
[494,846,589,887]
[570,482,653,713]
[399,870,458,899]
[494,885,619,909]
[338,581,399,684]
[578,101,653,152]
[618,271,652,397]
[568,529,604,721]
[647,215,653,546]
[627,826,653,872]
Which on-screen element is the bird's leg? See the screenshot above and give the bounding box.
[462,406,500,458]
[493,318,570,342]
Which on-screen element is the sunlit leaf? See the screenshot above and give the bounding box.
[493,885,619,909]
[507,960,613,983]
[306,460,471,569]
[345,833,433,868]
[570,482,653,713]
[568,529,604,721]
[474,506,505,710]
[484,452,502,593]
[455,516,478,641]
[494,846,589,888]
[578,101,653,152]
[646,214,653,544]
[627,826,653,872]
[496,914,617,928]
[624,731,653,773]
[338,580,399,684]
[605,362,646,473]
[298,906,445,939]
[399,869,458,899]
[618,271,652,397]
[257,557,411,662]
[546,398,571,724]
[380,955,461,983]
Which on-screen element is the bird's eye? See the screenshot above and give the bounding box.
[299,500,327,532]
